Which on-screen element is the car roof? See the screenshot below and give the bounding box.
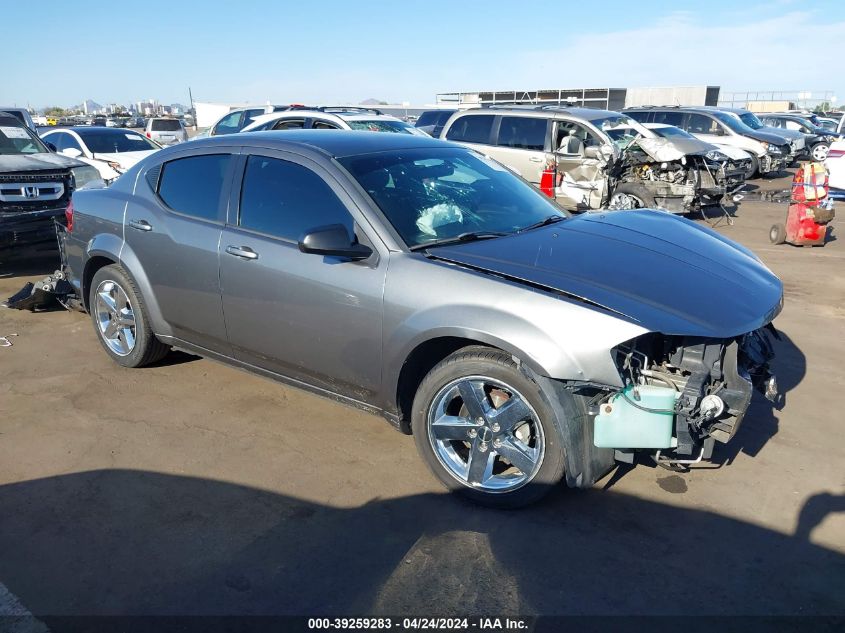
[45,126,144,134]
[180,129,456,158]
[249,110,403,126]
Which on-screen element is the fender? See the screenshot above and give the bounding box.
[381,302,647,415]
[116,240,173,337]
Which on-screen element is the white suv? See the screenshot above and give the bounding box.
[144,118,187,146]
[242,107,428,136]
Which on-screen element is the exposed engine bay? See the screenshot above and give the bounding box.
[590,326,779,464]
[605,138,732,214]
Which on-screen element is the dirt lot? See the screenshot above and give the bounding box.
[0,171,843,619]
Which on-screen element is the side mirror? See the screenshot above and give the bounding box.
[298,224,372,260]
[62,147,83,158]
[45,142,57,152]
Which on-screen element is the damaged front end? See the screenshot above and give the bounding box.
[608,138,735,214]
[593,326,779,465]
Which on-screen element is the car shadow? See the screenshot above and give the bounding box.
[0,469,840,621]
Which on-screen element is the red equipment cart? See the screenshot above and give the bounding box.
[770,162,835,246]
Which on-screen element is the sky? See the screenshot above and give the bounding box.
[1,0,842,109]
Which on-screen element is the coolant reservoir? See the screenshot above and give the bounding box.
[594,385,678,449]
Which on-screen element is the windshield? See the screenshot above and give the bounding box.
[347,120,426,135]
[339,148,566,249]
[710,110,754,134]
[0,124,48,155]
[78,130,160,153]
[590,115,651,148]
[738,112,764,130]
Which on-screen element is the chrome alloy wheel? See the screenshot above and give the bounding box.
[94,279,136,356]
[426,376,545,493]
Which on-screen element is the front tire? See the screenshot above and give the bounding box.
[89,264,169,368]
[411,347,566,508]
[607,183,655,210]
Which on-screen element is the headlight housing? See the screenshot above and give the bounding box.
[705,150,729,162]
[106,160,124,173]
[70,165,101,190]
[766,143,783,155]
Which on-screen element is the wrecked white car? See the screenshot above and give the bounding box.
[440,105,742,214]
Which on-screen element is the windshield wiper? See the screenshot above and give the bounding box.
[410,231,509,251]
[517,214,566,233]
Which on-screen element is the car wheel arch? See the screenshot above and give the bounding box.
[82,255,118,311]
[392,335,549,434]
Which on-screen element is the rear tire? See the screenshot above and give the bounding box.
[89,264,169,368]
[411,347,567,508]
[769,223,787,245]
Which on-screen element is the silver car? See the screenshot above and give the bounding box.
[61,131,782,507]
[144,118,187,145]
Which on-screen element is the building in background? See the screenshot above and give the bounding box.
[718,90,837,112]
[435,86,720,110]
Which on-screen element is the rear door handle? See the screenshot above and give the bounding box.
[529,156,544,163]
[225,245,259,260]
[128,219,152,232]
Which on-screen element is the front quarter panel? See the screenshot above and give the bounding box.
[381,254,648,412]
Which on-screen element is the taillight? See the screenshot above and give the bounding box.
[146,132,151,138]
[65,199,74,232]
[828,148,845,159]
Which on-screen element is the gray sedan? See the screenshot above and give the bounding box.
[62,131,783,507]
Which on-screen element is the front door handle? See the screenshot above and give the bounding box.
[529,156,544,163]
[128,219,152,232]
[225,245,259,260]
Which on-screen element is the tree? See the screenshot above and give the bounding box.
[44,106,67,117]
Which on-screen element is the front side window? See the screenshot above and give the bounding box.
[238,155,353,241]
[444,115,495,145]
[312,120,341,130]
[687,114,722,135]
[339,147,566,249]
[496,116,547,151]
[157,154,231,221]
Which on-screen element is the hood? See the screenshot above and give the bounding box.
[743,128,789,146]
[92,150,157,169]
[0,152,85,173]
[637,136,715,160]
[713,145,752,160]
[430,211,783,339]
[759,125,803,141]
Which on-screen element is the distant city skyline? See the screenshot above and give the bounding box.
[2,0,842,110]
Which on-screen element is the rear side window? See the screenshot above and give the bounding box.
[157,154,231,221]
[271,118,306,130]
[497,116,547,151]
[652,111,684,126]
[625,110,652,123]
[445,115,494,144]
[238,155,353,241]
[151,119,182,131]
